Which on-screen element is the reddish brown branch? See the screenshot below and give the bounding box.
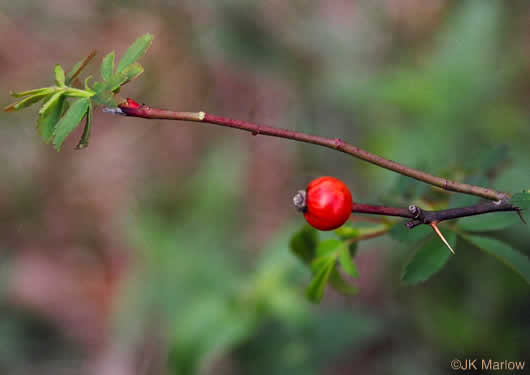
[116,102,508,201]
[352,203,412,218]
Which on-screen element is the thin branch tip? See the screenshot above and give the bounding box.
[114,99,509,201]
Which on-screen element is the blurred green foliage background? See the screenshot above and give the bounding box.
[1,1,529,374]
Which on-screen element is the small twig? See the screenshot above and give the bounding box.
[352,203,412,218]
[355,228,389,242]
[349,200,522,228]
[404,199,521,229]
[113,101,509,201]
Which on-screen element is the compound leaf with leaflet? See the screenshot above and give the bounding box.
[4,92,51,112]
[38,94,66,143]
[52,97,90,150]
[76,101,93,149]
[401,231,456,285]
[465,235,530,285]
[54,64,65,87]
[116,33,153,73]
[289,226,318,265]
[338,242,359,278]
[101,51,115,81]
[329,267,359,296]
[306,256,335,303]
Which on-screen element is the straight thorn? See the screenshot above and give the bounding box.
[516,209,527,224]
[430,222,455,254]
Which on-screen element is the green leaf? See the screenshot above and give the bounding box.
[311,253,334,271]
[306,256,335,303]
[316,239,343,257]
[38,90,64,114]
[61,99,70,114]
[289,226,318,265]
[335,225,361,257]
[457,211,521,232]
[90,81,117,106]
[66,50,96,85]
[101,51,115,81]
[328,267,359,296]
[84,76,93,91]
[120,62,144,83]
[116,33,153,73]
[52,97,90,150]
[54,64,65,87]
[338,242,359,278]
[91,81,105,93]
[401,231,456,285]
[465,235,530,285]
[304,237,362,303]
[103,73,128,92]
[4,92,51,112]
[92,89,117,107]
[38,95,66,143]
[63,87,94,98]
[76,101,92,149]
[9,87,54,98]
[334,225,360,239]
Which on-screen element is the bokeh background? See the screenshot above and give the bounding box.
[1,1,529,374]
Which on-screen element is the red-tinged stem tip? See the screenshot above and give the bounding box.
[124,98,141,109]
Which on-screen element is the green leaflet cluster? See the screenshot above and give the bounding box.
[4,33,153,150]
[289,225,365,303]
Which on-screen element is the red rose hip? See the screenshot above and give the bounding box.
[294,176,353,231]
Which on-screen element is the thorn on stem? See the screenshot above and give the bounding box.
[516,208,527,224]
[430,222,455,254]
